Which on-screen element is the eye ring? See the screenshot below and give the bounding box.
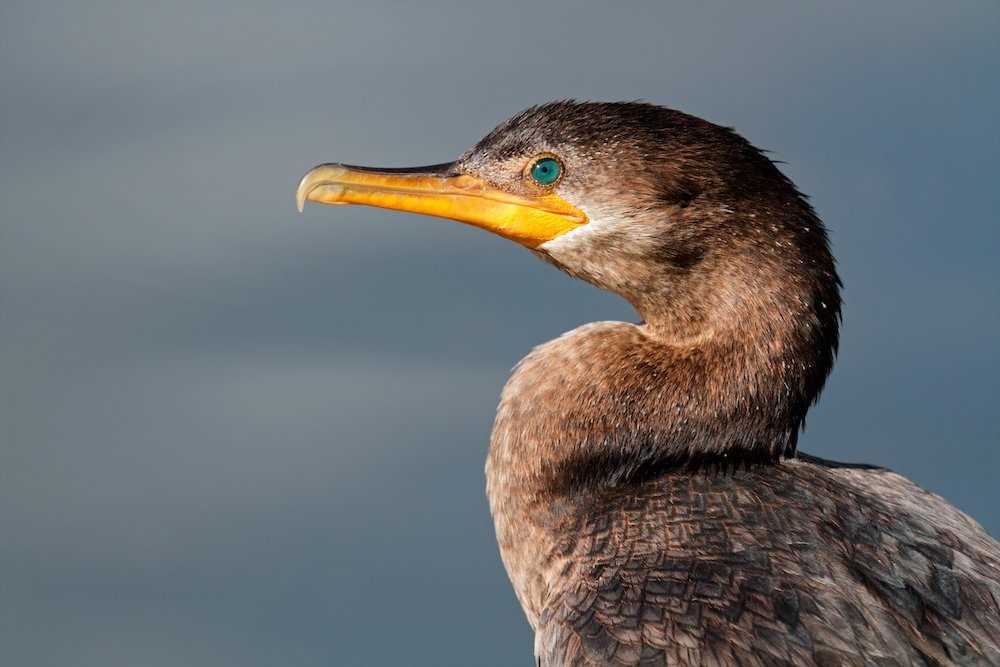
[525,154,564,188]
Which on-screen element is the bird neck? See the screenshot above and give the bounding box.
[485,309,827,624]
[486,249,839,498]
[488,314,814,500]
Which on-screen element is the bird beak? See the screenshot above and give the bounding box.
[296,163,587,248]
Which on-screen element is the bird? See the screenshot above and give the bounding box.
[296,101,1000,666]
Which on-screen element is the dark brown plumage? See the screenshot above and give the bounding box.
[298,101,1000,666]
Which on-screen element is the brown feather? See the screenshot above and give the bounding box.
[462,102,1000,666]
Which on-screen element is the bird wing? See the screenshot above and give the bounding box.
[534,457,1000,667]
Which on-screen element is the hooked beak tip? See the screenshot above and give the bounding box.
[297,164,349,213]
[295,176,310,213]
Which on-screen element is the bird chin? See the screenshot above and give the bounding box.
[537,209,657,295]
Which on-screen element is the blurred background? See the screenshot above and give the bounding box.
[2,1,998,665]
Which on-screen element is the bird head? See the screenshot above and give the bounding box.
[298,100,839,347]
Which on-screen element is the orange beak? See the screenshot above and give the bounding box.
[296,163,587,248]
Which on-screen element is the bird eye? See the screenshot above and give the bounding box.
[527,156,563,187]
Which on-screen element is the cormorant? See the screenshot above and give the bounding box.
[297,101,1000,666]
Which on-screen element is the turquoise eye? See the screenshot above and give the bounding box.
[529,156,562,186]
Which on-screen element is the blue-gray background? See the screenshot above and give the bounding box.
[2,2,998,665]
